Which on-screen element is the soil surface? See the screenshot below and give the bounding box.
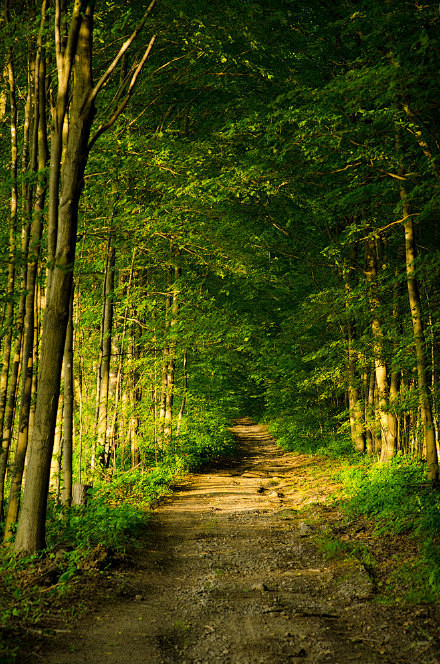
[29,421,440,663]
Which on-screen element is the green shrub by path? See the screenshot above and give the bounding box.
[95,455,187,511]
[339,456,433,532]
[176,418,237,468]
[46,492,150,553]
[267,415,355,459]
[337,455,440,601]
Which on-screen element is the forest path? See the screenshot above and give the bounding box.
[42,420,440,664]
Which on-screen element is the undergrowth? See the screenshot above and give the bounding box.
[339,456,440,602]
[268,415,355,458]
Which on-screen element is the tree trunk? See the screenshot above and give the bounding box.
[343,247,365,453]
[176,350,188,437]
[365,237,397,462]
[62,290,74,505]
[364,369,376,456]
[72,483,92,506]
[159,263,181,449]
[14,6,96,554]
[0,40,19,497]
[129,331,141,468]
[0,226,29,520]
[3,247,40,542]
[110,251,135,469]
[401,186,439,482]
[390,265,401,451]
[3,44,48,540]
[347,323,365,453]
[29,279,41,441]
[97,241,115,467]
[158,289,172,448]
[164,266,180,448]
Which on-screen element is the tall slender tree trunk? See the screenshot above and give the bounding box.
[14,6,96,554]
[347,323,365,453]
[111,251,135,469]
[62,290,74,504]
[364,369,376,456]
[0,37,19,484]
[365,237,397,462]
[342,247,365,453]
[401,187,439,482]
[3,39,48,540]
[164,265,181,449]
[389,263,402,451]
[29,279,41,440]
[4,245,40,542]
[158,288,172,448]
[176,350,188,438]
[0,226,29,520]
[97,241,115,467]
[50,398,63,492]
[129,334,141,468]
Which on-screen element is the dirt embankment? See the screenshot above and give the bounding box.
[32,420,440,663]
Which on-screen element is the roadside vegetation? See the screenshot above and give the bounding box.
[271,418,440,604]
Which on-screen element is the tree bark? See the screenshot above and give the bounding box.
[14,6,96,554]
[62,289,74,505]
[176,350,188,437]
[344,248,365,453]
[365,237,397,462]
[0,34,18,498]
[347,323,365,453]
[129,325,141,468]
[97,241,115,467]
[364,369,376,456]
[401,186,439,482]
[164,265,181,448]
[2,35,48,538]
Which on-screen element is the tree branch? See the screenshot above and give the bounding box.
[88,35,156,150]
[55,0,62,79]
[88,0,156,105]
[359,213,420,240]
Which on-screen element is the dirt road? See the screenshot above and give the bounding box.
[40,421,440,664]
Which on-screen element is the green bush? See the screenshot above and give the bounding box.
[268,415,354,458]
[339,455,434,533]
[46,493,149,553]
[176,417,237,468]
[338,455,440,600]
